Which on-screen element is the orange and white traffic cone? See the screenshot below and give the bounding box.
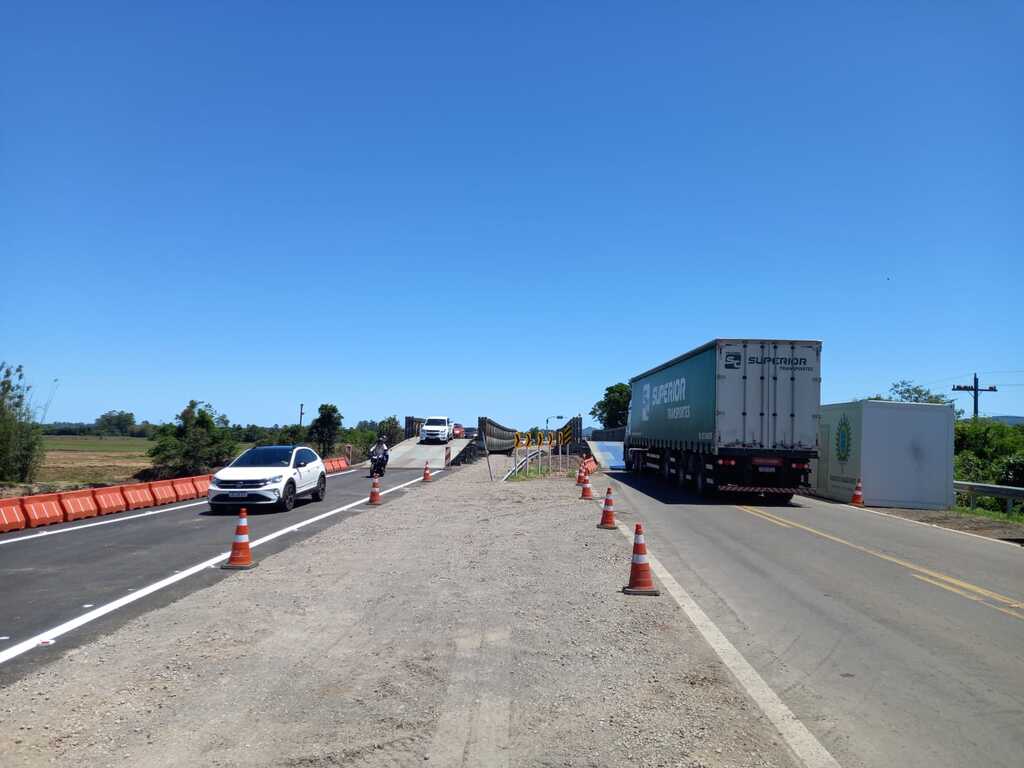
[369,477,382,505]
[597,487,616,529]
[423,461,432,482]
[851,479,865,507]
[623,523,659,596]
[575,464,586,486]
[579,476,594,500]
[222,508,257,570]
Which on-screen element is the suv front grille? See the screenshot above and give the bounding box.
[216,479,266,489]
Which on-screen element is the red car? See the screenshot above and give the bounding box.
[452,423,465,439]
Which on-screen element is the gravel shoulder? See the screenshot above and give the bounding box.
[1,459,796,768]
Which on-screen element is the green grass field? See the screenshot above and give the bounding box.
[42,435,155,452]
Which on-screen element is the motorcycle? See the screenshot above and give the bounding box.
[370,454,388,477]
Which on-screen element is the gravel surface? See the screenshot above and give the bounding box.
[1,460,796,768]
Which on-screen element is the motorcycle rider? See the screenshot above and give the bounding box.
[369,435,389,476]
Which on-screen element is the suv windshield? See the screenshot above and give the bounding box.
[230,447,293,468]
[424,418,447,426]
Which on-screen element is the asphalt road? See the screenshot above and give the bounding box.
[0,466,445,685]
[607,471,1024,768]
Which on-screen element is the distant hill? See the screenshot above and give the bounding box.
[582,426,595,438]
[991,415,1024,426]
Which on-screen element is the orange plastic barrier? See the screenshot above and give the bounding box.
[22,493,64,528]
[149,480,177,505]
[93,486,127,515]
[192,475,212,495]
[327,459,341,472]
[171,477,198,500]
[0,497,26,533]
[59,489,99,522]
[122,483,155,510]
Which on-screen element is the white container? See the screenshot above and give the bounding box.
[811,400,954,509]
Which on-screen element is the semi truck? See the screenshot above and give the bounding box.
[624,339,822,502]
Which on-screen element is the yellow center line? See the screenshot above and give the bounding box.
[743,505,1023,612]
[735,505,793,528]
[913,574,1024,622]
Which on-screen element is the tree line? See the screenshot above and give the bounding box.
[0,361,409,483]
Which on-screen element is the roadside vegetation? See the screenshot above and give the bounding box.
[0,362,45,482]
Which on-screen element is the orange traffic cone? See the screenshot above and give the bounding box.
[423,461,432,482]
[851,479,865,507]
[575,464,586,486]
[369,477,382,505]
[597,487,616,529]
[623,522,659,596]
[222,509,257,570]
[579,476,594,500]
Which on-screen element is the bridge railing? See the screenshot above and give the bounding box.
[954,480,1023,514]
[478,416,517,454]
[590,426,626,442]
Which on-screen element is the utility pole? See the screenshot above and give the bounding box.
[952,373,997,419]
[298,403,305,427]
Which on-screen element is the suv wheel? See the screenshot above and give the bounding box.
[312,474,326,502]
[280,481,296,511]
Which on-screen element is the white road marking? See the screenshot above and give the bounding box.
[615,521,842,768]
[0,471,440,666]
[0,469,358,547]
[0,636,9,641]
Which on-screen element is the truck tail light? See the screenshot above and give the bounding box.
[791,462,809,469]
[716,458,737,466]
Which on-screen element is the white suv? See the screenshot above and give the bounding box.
[209,445,326,512]
[419,416,451,443]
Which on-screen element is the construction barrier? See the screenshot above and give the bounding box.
[122,483,155,510]
[148,480,177,506]
[93,486,127,515]
[22,493,64,528]
[59,489,99,522]
[192,475,212,495]
[0,497,26,533]
[171,477,198,500]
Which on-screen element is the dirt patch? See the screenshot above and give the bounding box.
[1,459,795,768]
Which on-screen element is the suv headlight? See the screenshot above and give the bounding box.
[210,477,222,487]
[263,475,284,485]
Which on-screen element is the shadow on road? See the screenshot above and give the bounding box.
[199,499,317,517]
[606,470,796,508]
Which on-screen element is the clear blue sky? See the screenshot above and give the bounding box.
[3,2,1021,428]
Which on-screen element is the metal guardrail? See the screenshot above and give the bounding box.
[954,480,1023,514]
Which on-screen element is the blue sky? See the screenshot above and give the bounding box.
[3,2,1021,428]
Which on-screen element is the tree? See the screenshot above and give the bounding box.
[590,383,631,428]
[0,363,45,482]
[869,380,963,418]
[148,400,238,477]
[307,403,343,457]
[95,410,136,436]
[377,415,404,447]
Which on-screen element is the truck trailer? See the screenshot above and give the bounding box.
[625,339,822,502]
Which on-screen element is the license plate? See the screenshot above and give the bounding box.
[757,466,776,473]
[229,491,248,497]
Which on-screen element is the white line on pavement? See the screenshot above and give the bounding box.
[615,521,842,768]
[0,470,358,547]
[0,471,439,666]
